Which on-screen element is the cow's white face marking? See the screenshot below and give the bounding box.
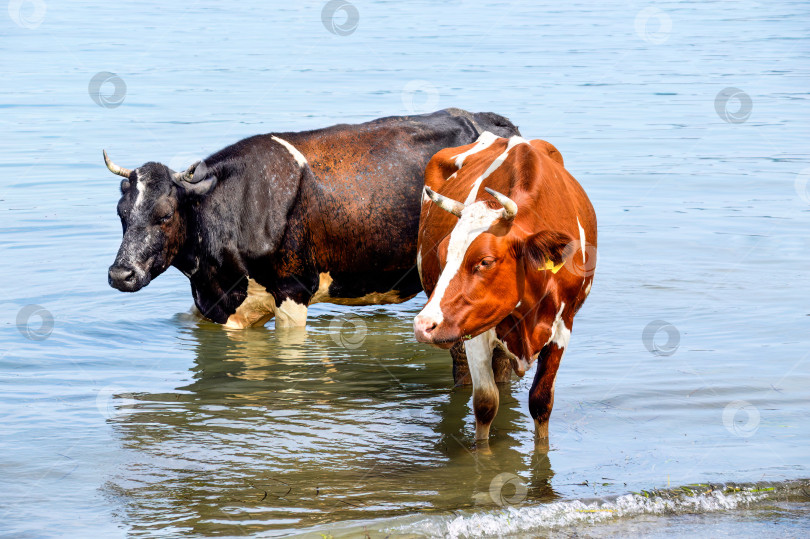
[463,136,528,205]
[452,131,500,169]
[418,135,527,326]
[584,280,592,296]
[417,201,503,325]
[545,303,571,349]
[577,216,586,264]
[133,175,146,209]
[271,136,308,168]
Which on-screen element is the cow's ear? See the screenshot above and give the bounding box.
[178,175,217,197]
[521,230,574,267]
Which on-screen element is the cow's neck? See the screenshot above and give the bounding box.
[498,275,559,361]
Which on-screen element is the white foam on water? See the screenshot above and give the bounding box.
[396,487,767,538]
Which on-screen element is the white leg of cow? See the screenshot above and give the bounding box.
[273,298,308,328]
[465,329,499,441]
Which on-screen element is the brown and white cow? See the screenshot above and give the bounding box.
[414,132,597,442]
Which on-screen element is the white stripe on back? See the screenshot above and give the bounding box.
[452,131,500,169]
[463,136,528,205]
[272,136,308,168]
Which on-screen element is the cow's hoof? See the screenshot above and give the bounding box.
[475,421,491,442]
[534,418,550,440]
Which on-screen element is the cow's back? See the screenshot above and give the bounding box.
[277,110,520,274]
[418,135,596,302]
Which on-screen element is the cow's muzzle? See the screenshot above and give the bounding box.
[414,314,457,349]
[108,264,149,292]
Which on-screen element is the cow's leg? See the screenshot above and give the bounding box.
[465,330,499,441]
[272,298,308,328]
[450,342,471,386]
[491,345,512,384]
[452,340,510,386]
[529,313,573,440]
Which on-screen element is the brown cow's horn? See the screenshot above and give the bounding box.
[424,186,464,217]
[171,161,202,184]
[103,150,132,178]
[484,187,518,220]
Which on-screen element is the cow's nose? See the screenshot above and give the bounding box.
[108,265,136,288]
[414,314,438,343]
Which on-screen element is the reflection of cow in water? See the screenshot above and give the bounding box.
[105,318,557,534]
[105,109,520,328]
[414,133,597,441]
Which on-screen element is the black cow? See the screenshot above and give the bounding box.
[106,108,520,328]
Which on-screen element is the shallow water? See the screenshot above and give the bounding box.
[1,0,809,537]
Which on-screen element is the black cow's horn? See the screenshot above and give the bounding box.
[103,150,132,178]
[171,161,202,184]
[484,187,518,220]
[424,186,464,217]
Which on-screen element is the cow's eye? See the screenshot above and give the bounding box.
[475,257,496,272]
[159,212,173,224]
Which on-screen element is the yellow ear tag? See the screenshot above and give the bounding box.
[540,258,565,274]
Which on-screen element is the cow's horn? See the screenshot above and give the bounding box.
[484,187,518,220]
[171,161,202,184]
[103,150,132,178]
[424,186,464,217]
